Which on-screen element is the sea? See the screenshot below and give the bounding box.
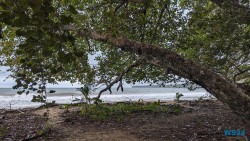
[0,87,213,109]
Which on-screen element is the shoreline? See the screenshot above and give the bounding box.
[0,87,211,109]
[0,94,214,110]
[0,99,218,113]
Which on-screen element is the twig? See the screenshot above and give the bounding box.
[233,67,250,82]
[96,61,141,99]
[22,127,51,141]
[114,0,127,15]
[85,36,93,52]
[9,101,11,110]
[17,110,24,114]
[117,79,123,92]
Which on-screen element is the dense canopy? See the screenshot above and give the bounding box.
[0,0,249,118]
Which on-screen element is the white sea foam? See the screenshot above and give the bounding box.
[0,88,213,109]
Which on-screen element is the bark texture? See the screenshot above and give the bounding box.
[84,31,250,119]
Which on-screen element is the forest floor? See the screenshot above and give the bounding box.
[0,99,249,141]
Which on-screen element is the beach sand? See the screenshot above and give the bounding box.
[0,100,249,141]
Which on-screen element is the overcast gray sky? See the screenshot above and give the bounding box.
[0,54,98,88]
[0,66,84,88]
[0,53,134,88]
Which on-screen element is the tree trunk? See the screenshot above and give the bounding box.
[82,31,250,119]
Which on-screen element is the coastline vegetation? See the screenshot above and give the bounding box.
[78,101,182,122]
[0,0,249,140]
[0,0,249,118]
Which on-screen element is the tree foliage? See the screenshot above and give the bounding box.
[0,0,249,107]
[0,0,95,94]
[177,1,250,83]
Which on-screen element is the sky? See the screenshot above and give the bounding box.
[0,66,84,88]
[0,53,133,88]
[0,66,134,88]
[0,66,14,88]
[0,54,98,88]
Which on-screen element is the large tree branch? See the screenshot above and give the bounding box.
[237,83,250,96]
[97,36,250,119]
[96,60,141,99]
[63,26,250,118]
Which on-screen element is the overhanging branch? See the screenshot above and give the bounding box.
[96,60,141,99]
[63,25,250,118]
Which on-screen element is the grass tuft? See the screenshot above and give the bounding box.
[79,101,182,122]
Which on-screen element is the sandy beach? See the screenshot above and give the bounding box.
[0,99,249,141]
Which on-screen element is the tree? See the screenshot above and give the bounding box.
[0,0,249,119]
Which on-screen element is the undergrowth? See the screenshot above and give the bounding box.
[0,127,7,141]
[79,101,182,122]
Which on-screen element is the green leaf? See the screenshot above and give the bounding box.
[15,29,26,36]
[0,2,8,10]
[49,90,56,93]
[17,91,23,95]
[60,15,73,25]
[69,5,78,14]
[28,0,43,8]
